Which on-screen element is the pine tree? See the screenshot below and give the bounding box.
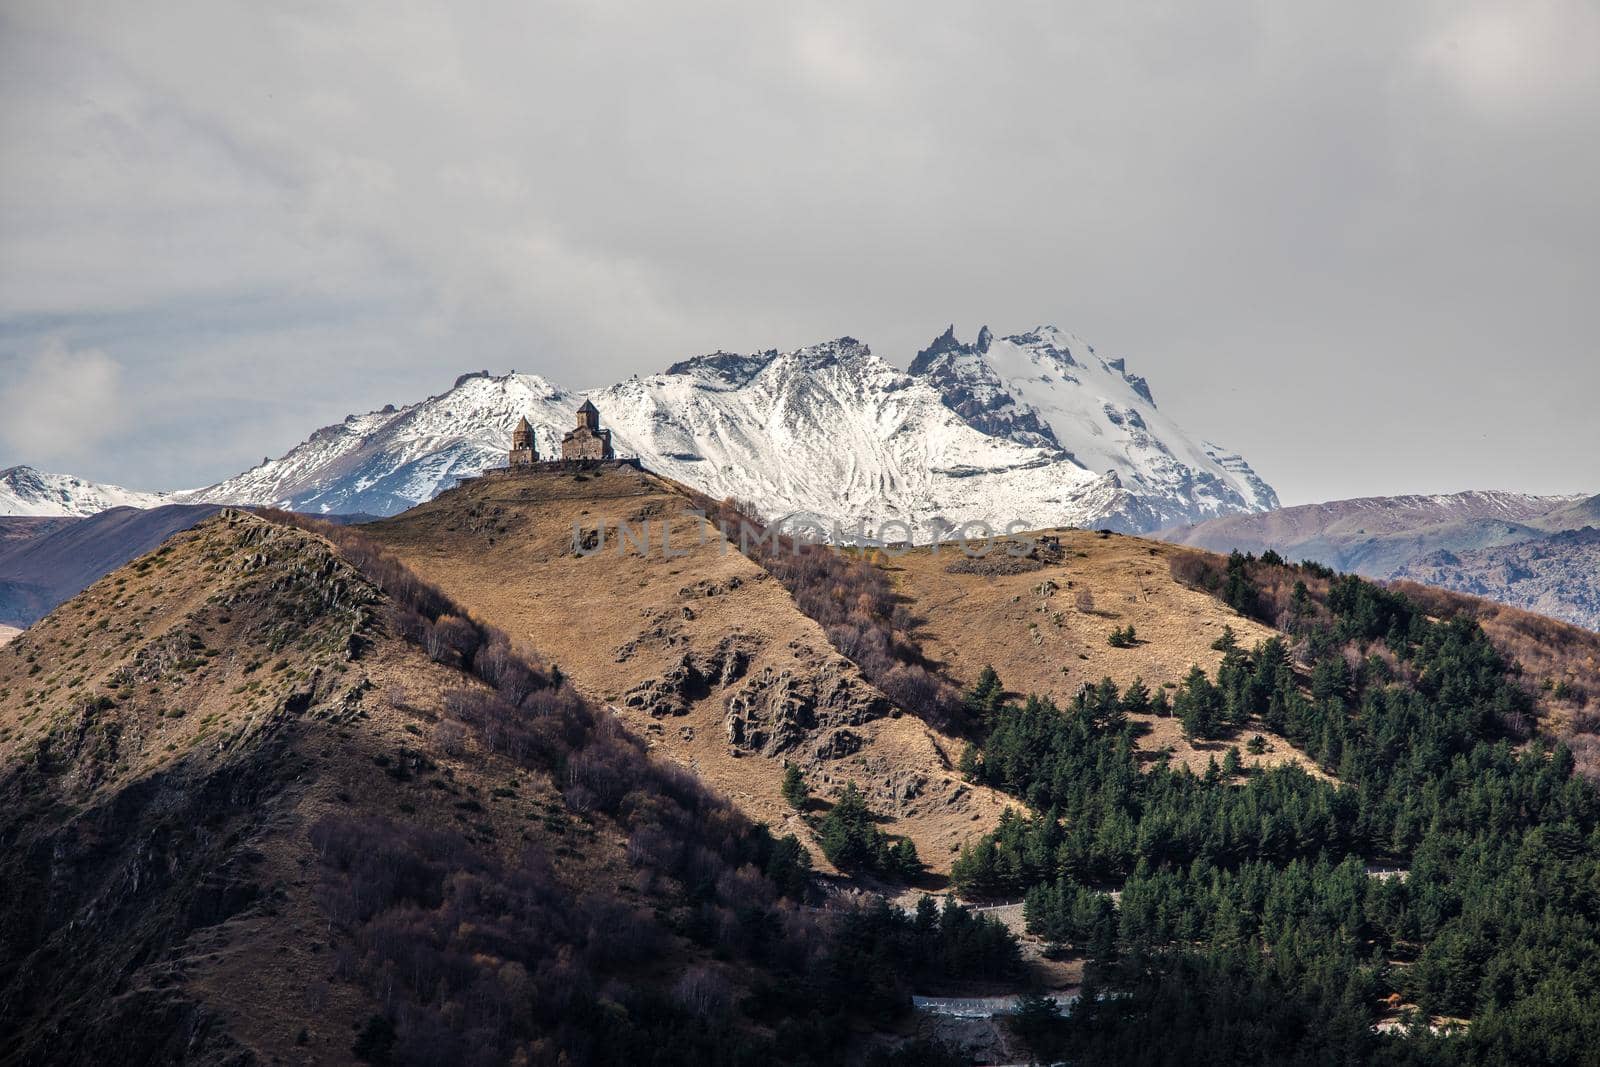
[964,665,1005,725]
[1121,676,1152,714]
[818,783,873,869]
[957,742,981,780]
[1176,665,1222,740]
[1224,551,1259,618]
[781,763,809,810]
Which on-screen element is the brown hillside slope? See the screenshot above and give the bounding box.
[884,530,1324,776]
[365,466,1016,874]
[0,511,700,1063]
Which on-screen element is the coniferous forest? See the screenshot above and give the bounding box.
[951,556,1600,1065]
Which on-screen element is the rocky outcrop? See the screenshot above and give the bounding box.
[1393,526,1600,632]
[622,634,760,717]
[724,649,891,757]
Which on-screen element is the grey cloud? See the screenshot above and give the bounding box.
[0,0,1595,501]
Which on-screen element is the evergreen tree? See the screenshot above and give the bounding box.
[964,665,1005,725]
[781,763,809,810]
[1223,551,1260,618]
[1175,665,1223,740]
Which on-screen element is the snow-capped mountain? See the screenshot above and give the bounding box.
[588,338,1150,535]
[9,325,1283,535]
[189,371,579,515]
[908,325,1279,526]
[0,466,172,517]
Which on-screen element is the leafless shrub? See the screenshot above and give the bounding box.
[673,965,732,1022]
[434,720,467,756]
[1570,709,1600,735]
[1075,588,1095,613]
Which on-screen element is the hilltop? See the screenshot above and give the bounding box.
[362,464,1018,875]
[0,511,630,1060]
[882,529,1322,777]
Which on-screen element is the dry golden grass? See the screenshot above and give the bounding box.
[363,466,1018,875]
[885,529,1326,776]
[0,511,639,1062]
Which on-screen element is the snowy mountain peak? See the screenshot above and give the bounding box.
[665,337,880,388]
[187,325,1277,530]
[192,370,579,515]
[907,325,1279,524]
[0,465,173,517]
[665,350,780,385]
[587,338,1149,535]
[10,323,1281,533]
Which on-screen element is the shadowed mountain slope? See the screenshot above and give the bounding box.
[4,509,1010,1064]
[0,503,225,628]
[0,511,629,1060]
[1391,527,1600,632]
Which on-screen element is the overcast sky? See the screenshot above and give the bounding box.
[1,1,1596,504]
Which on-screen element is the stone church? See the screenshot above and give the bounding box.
[503,400,617,468]
[561,399,614,461]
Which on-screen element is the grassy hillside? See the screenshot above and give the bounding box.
[0,508,1025,1063]
[8,471,1599,1064]
[0,511,630,1060]
[883,529,1324,777]
[363,466,1018,876]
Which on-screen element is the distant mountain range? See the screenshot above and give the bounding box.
[0,504,225,628]
[1164,491,1600,630]
[8,325,1593,630]
[194,326,1279,533]
[0,465,172,516]
[1,325,1276,535]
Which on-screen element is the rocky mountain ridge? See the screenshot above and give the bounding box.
[0,465,173,516]
[4,325,1279,536]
